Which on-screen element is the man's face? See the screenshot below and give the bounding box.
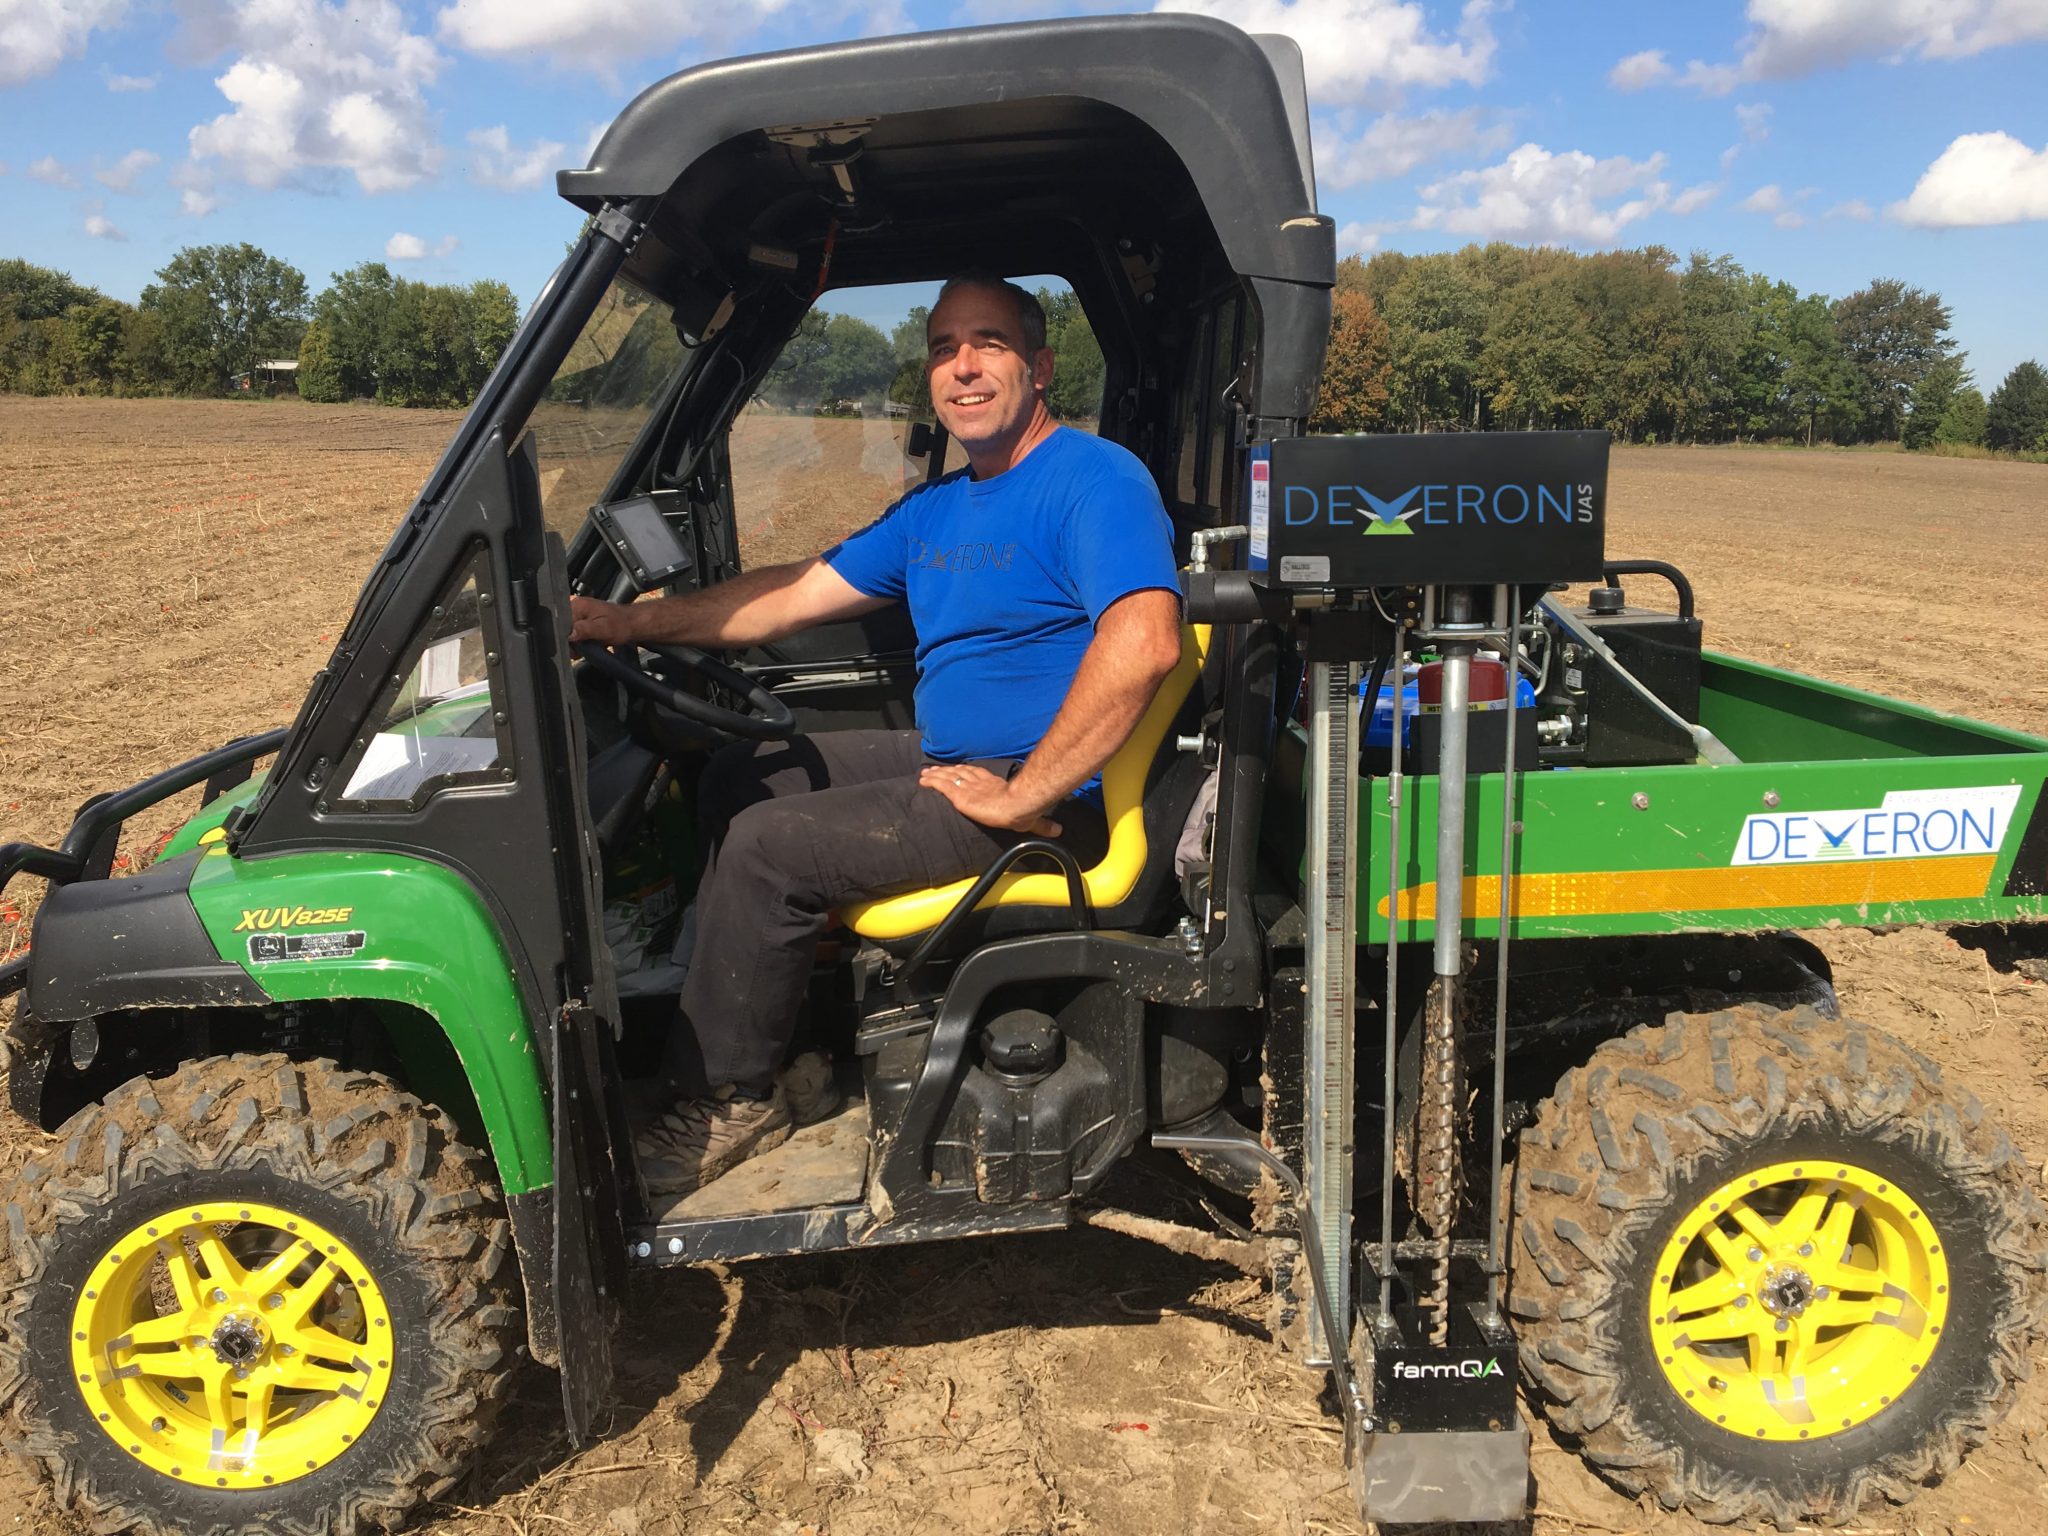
[926,283,1054,456]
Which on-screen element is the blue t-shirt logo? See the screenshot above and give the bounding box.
[823,427,1180,766]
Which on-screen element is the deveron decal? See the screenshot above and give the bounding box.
[1732,785,2022,867]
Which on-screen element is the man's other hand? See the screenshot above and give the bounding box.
[919,763,1063,837]
[569,594,637,645]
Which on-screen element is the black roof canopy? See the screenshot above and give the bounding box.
[560,14,1331,288]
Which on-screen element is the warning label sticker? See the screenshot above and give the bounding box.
[248,930,367,964]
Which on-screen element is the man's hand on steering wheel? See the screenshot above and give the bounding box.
[566,595,795,742]
[568,594,636,646]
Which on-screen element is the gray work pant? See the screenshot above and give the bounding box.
[673,730,1104,1096]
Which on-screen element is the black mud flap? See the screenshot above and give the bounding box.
[552,999,622,1443]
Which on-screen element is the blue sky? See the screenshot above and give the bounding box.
[3,1,2045,389]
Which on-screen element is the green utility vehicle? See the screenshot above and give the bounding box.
[3,15,2044,1534]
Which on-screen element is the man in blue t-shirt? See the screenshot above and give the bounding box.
[569,273,1183,1196]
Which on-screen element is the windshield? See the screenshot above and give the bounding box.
[529,275,681,539]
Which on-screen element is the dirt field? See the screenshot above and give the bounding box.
[2,398,2047,1535]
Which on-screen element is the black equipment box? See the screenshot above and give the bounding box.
[1359,1303,1520,1433]
[1252,431,1609,589]
[1576,604,1703,767]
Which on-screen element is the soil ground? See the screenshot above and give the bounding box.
[1,399,2046,1535]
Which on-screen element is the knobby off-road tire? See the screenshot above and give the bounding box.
[0,1054,524,1536]
[1511,1006,2048,1526]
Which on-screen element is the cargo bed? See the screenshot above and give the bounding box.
[1269,652,2048,942]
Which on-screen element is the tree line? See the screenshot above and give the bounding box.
[7,241,2043,453]
[0,249,517,409]
[1310,244,2048,455]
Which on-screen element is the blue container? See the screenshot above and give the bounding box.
[1362,668,1534,750]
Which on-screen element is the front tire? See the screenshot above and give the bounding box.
[0,1054,523,1536]
[1510,1006,2048,1526]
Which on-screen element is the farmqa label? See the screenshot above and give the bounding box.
[1731,785,2022,867]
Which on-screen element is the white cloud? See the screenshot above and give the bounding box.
[1891,130,2048,226]
[1736,102,1773,143]
[1608,49,1671,91]
[1677,59,1743,94]
[184,0,443,195]
[103,69,156,90]
[1741,0,2048,78]
[1740,181,1811,226]
[26,155,76,187]
[1826,197,1874,220]
[1671,182,1719,214]
[436,0,791,75]
[1156,0,1496,100]
[1318,107,1512,189]
[1334,220,1381,256]
[386,231,459,259]
[0,0,127,88]
[1642,1,2048,94]
[94,148,160,193]
[0,161,9,176]
[1414,143,1674,245]
[82,202,126,241]
[465,124,566,191]
[1719,143,1743,171]
[171,160,220,215]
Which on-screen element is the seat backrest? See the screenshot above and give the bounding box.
[844,623,1212,941]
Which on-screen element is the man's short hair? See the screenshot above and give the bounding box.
[933,272,1048,356]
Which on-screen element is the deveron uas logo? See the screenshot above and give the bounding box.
[1279,481,1595,535]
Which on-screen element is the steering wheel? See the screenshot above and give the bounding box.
[573,641,797,741]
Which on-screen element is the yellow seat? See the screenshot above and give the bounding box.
[843,624,1213,942]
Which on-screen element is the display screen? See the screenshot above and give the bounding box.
[596,492,694,589]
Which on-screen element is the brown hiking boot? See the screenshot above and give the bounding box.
[779,1051,843,1126]
[636,1085,792,1197]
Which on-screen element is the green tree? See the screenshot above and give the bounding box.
[1830,279,1954,441]
[1903,356,1970,450]
[140,243,310,392]
[1476,268,1596,430]
[888,305,930,408]
[115,306,173,395]
[1935,386,1987,447]
[461,279,519,394]
[312,262,398,398]
[1311,288,1391,432]
[1576,247,1684,442]
[1777,293,1862,445]
[1986,360,2048,452]
[1352,251,1413,316]
[1382,255,1486,429]
[819,313,896,404]
[61,299,128,393]
[0,258,103,321]
[765,308,834,407]
[296,321,345,402]
[1673,253,1751,440]
[377,280,472,407]
[1039,287,1105,420]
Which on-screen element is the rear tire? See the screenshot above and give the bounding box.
[1510,1006,2048,1526]
[0,1053,523,1536]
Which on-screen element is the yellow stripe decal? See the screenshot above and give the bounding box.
[1378,854,1999,922]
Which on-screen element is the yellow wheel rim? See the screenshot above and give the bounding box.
[68,1200,395,1489]
[1650,1159,1949,1441]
